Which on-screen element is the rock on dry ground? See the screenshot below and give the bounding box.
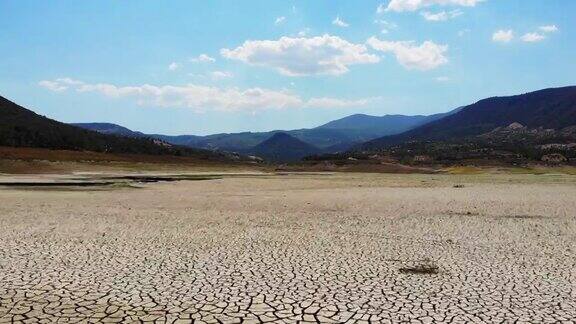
[0,172,575,323]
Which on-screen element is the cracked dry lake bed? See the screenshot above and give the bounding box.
[0,172,575,323]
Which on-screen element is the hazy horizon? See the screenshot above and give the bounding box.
[1,1,575,136]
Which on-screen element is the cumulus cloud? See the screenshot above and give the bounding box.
[367,37,448,71]
[421,9,463,21]
[539,25,558,33]
[521,32,545,43]
[38,80,68,92]
[38,78,372,112]
[305,97,374,109]
[457,29,470,37]
[385,0,483,12]
[190,54,216,63]
[221,35,380,76]
[332,16,349,28]
[374,19,398,28]
[275,16,286,25]
[209,71,233,80]
[39,78,83,92]
[374,19,398,34]
[297,29,310,37]
[492,29,514,43]
[168,62,179,71]
[517,26,557,43]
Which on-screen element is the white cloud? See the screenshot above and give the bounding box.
[539,25,558,33]
[386,0,483,12]
[190,54,216,63]
[275,16,286,25]
[521,32,545,43]
[168,62,179,71]
[376,3,387,14]
[435,76,450,82]
[209,71,233,80]
[305,97,374,109]
[421,9,463,21]
[52,77,84,86]
[332,16,349,28]
[39,78,84,92]
[38,80,68,92]
[516,26,557,43]
[492,29,514,43]
[367,37,448,71]
[297,28,310,37]
[374,19,398,34]
[221,35,380,77]
[38,78,372,112]
[457,29,470,37]
[374,19,398,28]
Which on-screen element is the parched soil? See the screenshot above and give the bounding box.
[0,172,575,323]
[0,146,262,174]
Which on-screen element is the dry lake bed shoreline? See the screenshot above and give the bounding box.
[1,171,575,323]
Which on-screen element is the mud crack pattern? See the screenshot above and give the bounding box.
[1,173,575,323]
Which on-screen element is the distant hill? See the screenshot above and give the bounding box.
[71,123,207,148]
[319,114,421,134]
[72,122,147,138]
[0,95,219,159]
[151,134,204,147]
[362,86,576,150]
[150,129,369,153]
[74,109,459,155]
[318,110,457,133]
[252,133,321,162]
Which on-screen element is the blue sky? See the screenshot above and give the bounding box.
[1,0,575,135]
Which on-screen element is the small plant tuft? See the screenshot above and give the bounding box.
[400,259,440,275]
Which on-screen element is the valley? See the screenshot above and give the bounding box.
[69,87,576,167]
[3,2,576,323]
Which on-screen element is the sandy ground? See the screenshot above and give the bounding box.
[0,172,575,323]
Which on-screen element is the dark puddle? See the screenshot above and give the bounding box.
[0,181,116,187]
[498,214,547,220]
[448,211,481,216]
[0,181,122,191]
[0,175,221,190]
[102,175,220,183]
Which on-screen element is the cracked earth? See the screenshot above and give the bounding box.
[0,172,575,323]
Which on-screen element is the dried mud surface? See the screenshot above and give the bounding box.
[1,172,575,323]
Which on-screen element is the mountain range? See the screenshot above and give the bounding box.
[361,86,576,151]
[73,108,458,157]
[0,95,222,160]
[2,86,575,164]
